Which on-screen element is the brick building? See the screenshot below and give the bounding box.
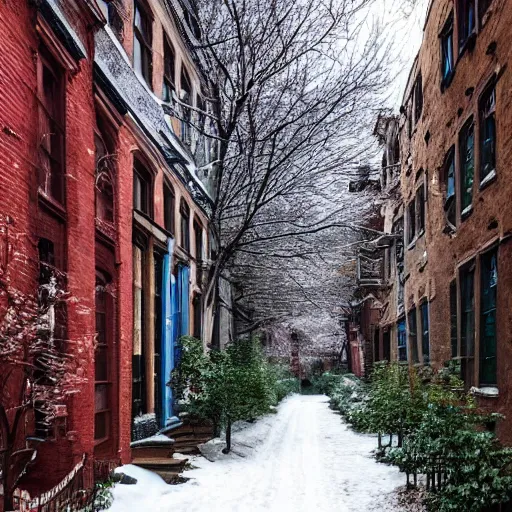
[0,0,216,502]
[357,0,512,443]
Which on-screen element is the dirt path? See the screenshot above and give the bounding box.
[109,395,406,511]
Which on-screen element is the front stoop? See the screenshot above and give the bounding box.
[131,436,188,483]
[161,418,214,455]
[131,457,188,483]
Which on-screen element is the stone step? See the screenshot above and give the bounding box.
[131,445,175,460]
[131,457,189,483]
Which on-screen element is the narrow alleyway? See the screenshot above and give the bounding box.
[109,395,405,511]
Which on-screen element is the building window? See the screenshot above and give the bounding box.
[194,219,203,261]
[460,261,475,386]
[95,270,112,443]
[193,294,202,339]
[133,0,152,87]
[408,308,418,363]
[458,0,476,49]
[133,159,152,218]
[397,319,407,362]
[480,248,497,385]
[95,129,115,226]
[162,36,175,103]
[459,119,474,214]
[98,0,123,40]
[37,47,65,205]
[479,81,496,184]
[479,0,492,24]
[180,67,192,144]
[420,302,430,363]
[164,182,175,234]
[415,181,425,235]
[413,73,423,124]
[132,244,146,417]
[450,280,458,358]
[180,200,190,252]
[407,199,416,245]
[440,14,454,87]
[443,147,456,227]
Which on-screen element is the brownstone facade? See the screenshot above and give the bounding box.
[371,0,512,443]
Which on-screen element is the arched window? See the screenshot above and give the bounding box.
[95,132,115,225]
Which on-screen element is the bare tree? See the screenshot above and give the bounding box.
[0,218,87,511]
[173,0,392,343]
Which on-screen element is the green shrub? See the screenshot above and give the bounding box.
[170,337,292,453]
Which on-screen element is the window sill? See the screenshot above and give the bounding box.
[38,190,66,220]
[460,204,473,221]
[458,32,477,59]
[407,239,416,250]
[470,386,499,398]
[479,169,497,191]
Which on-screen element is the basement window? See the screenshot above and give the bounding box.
[479,81,496,185]
[459,118,475,215]
[133,0,153,87]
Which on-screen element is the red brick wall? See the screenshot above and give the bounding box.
[399,0,512,443]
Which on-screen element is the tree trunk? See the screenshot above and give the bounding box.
[222,419,232,454]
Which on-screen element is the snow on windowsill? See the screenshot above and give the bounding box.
[461,204,473,219]
[480,169,497,190]
[470,386,499,398]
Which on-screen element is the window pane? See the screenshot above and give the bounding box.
[450,281,458,358]
[461,265,475,357]
[134,37,143,76]
[397,319,407,362]
[95,384,108,411]
[408,309,418,363]
[480,250,497,385]
[460,123,474,211]
[95,411,108,440]
[421,303,430,363]
[95,345,108,381]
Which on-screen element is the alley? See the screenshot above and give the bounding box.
[109,395,405,512]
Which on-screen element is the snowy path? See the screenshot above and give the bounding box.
[109,395,405,512]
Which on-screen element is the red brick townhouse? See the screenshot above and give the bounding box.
[0,0,217,504]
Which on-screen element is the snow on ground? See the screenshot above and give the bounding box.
[108,395,406,512]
